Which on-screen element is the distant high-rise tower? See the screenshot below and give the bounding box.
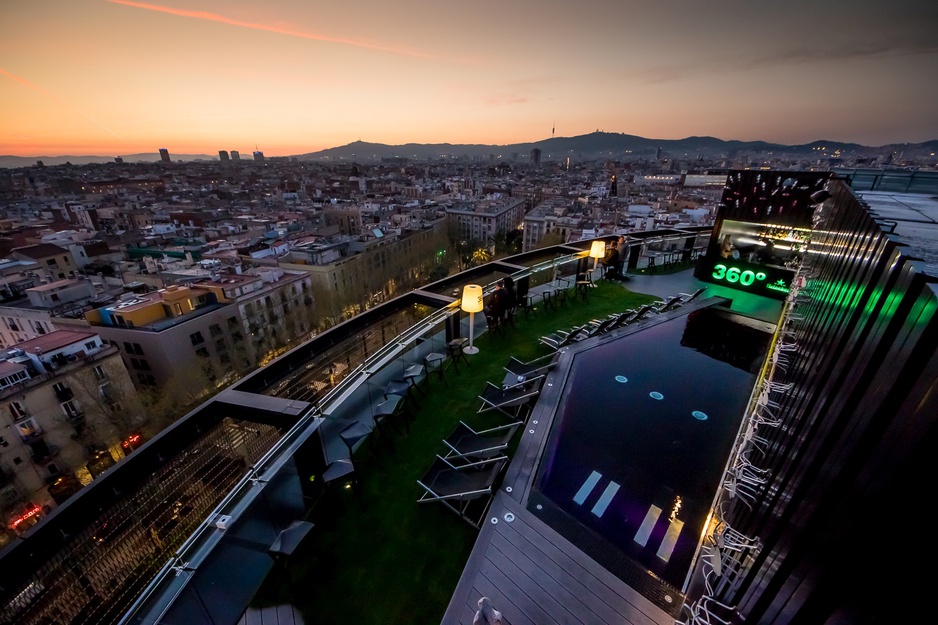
[159,148,171,163]
[115,156,124,164]
[219,150,230,162]
[655,147,662,160]
[253,150,265,162]
[231,150,240,161]
[530,148,541,166]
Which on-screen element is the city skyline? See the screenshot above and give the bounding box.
[2,0,937,157]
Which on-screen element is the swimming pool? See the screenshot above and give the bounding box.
[529,307,771,592]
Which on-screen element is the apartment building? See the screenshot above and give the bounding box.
[521,196,577,251]
[9,244,78,282]
[0,278,98,349]
[0,330,135,540]
[444,197,525,244]
[83,268,313,388]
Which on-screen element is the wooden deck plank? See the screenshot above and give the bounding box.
[496,499,670,624]
[470,578,538,625]
[477,555,564,625]
[489,528,623,625]
[442,493,674,625]
[483,540,587,625]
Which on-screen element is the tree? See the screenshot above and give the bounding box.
[469,246,490,267]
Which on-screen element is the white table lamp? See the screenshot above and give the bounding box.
[461,284,483,355]
[589,240,606,271]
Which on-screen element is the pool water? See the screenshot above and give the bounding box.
[530,308,771,590]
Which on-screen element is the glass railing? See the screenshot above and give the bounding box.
[118,246,592,624]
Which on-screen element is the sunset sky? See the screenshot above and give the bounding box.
[2,0,936,157]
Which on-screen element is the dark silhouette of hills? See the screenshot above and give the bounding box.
[295,132,938,162]
[0,152,217,168]
[3,133,936,168]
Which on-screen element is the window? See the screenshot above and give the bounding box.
[227,316,239,329]
[137,373,156,386]
[48,463,60,476]
[47,259,57,266]
[195,347,210,359]
[130,358,150,371]
[123,343,144,355]
[84,341,97,351]
[190,331,204,346]
[61,400,81,417]
[0,436,7,448]
[16,418,40,438]
[209,324,222,338]
[92,365,107,381]
[9,401,28,419]
[13,457,22,466]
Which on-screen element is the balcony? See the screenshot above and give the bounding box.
[31,443,59,465]
[65,410,86,431]
[18,428,43,445]
[55,386,74,402]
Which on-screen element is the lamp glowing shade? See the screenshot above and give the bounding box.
[461,284,483,354]
[589,240,606,270]
[589,240,606,259]
[460,284,484,313]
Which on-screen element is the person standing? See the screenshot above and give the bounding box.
[601,240,621,280]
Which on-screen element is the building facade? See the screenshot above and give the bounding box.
[0,330,137,543]
[445,197,525,245]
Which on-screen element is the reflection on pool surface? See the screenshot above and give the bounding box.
[529,307,771,592]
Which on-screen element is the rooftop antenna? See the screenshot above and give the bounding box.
[552,121,555,139]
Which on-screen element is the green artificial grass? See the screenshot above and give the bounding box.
[252,282,660,625]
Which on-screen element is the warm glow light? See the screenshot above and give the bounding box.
[589,241,606,259]
[461,284,483,355]
[460,284,483,313]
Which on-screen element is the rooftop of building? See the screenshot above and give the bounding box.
[11,328,97,353]
[857,190,938,277]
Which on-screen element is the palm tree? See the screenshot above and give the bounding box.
[470,246,491,266]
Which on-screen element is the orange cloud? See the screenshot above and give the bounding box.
[106,0,426,57]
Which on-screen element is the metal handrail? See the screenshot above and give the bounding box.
[120,249,590,623]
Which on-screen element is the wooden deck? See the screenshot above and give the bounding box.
[442,493,674,625]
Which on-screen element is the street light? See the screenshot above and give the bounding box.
[461,284,483,355]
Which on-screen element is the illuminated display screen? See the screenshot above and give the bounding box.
[698,257,794,300]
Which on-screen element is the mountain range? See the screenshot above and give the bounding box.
[2,132,936,168]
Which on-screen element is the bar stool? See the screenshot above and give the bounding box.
[385,377,419,413]
[446,337,470,372]
[374,394,409,435]
[424,352,446,383]
[339,419,378,462]
[322,458,358,487]
[402,363,426,394]
[521,293,538,319]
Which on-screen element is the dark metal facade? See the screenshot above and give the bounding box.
[700,177,938,623]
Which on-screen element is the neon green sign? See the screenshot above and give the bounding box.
[712,264,767,286]
[711,263,790,293]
